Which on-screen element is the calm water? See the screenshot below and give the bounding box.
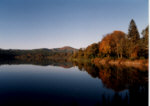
[0,61,148,106]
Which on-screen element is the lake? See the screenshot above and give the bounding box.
[0,61,148,106]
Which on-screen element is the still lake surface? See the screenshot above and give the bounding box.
[0,61,148,106]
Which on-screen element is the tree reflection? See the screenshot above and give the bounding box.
[0,59,74,68]
[0,59,148,106]
[74,61,148,106]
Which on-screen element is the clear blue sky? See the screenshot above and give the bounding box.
[0,0,148,49]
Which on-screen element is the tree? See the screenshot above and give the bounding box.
[99,31,126,58]
[99,34,112,57]
[77,48,84,58]
[126,19,141,58]
[142,26,149,48]
[138,26,149,58]
[128,19,140,43]
[84,43,99,58]
[116,37,126,58]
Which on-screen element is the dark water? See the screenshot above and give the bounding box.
[0,61,148,106]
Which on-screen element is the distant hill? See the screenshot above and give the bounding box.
[0,46,78,60]
[32,46,77,53]
[52,46,78,52]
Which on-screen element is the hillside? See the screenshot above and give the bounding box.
[0,46,78,60]
[53,46,78,52]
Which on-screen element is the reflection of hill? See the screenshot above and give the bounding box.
[0,60,147,106]
[0,59,73,68]
[1,59,148,92]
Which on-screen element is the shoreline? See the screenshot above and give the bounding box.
[93,58,148,69]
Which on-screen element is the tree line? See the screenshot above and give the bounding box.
[72,19,148,60]
[0,49,73,61]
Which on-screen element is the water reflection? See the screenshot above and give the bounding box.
[0,60,148,106]
[0,59,73,68]
[73,61,148,106]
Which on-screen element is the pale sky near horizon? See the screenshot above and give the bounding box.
[0,0,148,49]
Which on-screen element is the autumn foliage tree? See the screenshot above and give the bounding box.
[72,43,99,59]
[84,43,99,58]
[99,31,126,58]
[72,20,148,60]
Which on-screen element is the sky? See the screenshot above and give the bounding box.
[0,0,148,49]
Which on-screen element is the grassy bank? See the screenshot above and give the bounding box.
[92,58,148,69]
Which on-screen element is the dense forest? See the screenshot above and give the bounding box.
[72,19,148,60]
[0,19,148,63]
[0,46,76,61]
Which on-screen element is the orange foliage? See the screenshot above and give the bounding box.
[99,31,126,57]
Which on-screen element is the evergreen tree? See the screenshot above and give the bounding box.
[139,26,149,58]
[128,19,140,42]
[142,26,149,46]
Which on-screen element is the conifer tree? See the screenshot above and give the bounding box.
[142,26,149,46]
[128,19,140,42]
